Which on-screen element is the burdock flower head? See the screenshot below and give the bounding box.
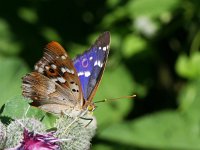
[17,129,60,150]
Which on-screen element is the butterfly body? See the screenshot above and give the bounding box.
[22,32,110,117]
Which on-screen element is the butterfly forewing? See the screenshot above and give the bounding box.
[73,32,110,102]
[22,32,110,114]
[22,41,84,110]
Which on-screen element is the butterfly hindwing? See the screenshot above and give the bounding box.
[73,32,110,101]
[22,42,84,110]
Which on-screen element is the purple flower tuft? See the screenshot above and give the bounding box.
[17,129,60,150]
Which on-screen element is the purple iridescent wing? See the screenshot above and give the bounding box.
[73,32,110,102]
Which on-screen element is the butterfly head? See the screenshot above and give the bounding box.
[85,102,96,113]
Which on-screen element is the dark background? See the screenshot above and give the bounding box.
[0,0,200,149]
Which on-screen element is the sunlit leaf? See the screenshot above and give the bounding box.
[18,7,38,24]
[1,96,57,128]
[0,19,22,55]
[122,34,147,57]
[99,111,200,149]
[106,0,121,8]
[100,7,128,28]
[134,16,158,37]
[0,57,29,107]
[175,52,200,79]
[1,96,45,120]
[127,0,180,18]
[178,79,200,123]
[94,65,135,127]
[41,27,62,42]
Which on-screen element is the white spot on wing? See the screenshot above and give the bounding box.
[66,68,74,74]
[70,70,74,74]
[34,65,38,70]
[61,67,66,73]
[57,77,66,83]
[97,61,101,67]
[94,60,98,66]
[45,66,50,70]
[78,71,84,76]
[89,57,93,61]
[100,61,103,67]
[23,83,31,88]
[85,71,91,77]
[94,60,103,68]
[103,46,107,51]
[99,47,101,50]
[51,64,57,69]
[66,68,71,73]
[107,45,109,49]
[61,55,66,59]
[61,66,74,74]
[38,67,44,73]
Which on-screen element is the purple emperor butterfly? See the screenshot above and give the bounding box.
[22,32,110,117]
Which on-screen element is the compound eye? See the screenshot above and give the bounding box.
[87,105,95,112]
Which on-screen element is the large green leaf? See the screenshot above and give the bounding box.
[0,19,22,55]
[99,110,200,149]
[93,64,135,127]
[18,7,38,24]
[178,79,200,121]
[127,0,180,18]
[122,34,147,58]
[1,96,44,119]
[98,78,200,149]
[0,57,29,107]
[175,52,200,79]
[1,96,57,128]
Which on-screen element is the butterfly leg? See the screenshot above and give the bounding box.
[80,117,93,127]
[60,116,78,137]
[23,105,30,118]
[62,110,88,135]
[67,117,78,129]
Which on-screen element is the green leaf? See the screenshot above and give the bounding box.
[18,7,38,24]
[122,34,147,57]
[99,111,200,149]
[41,27,62,42]
[92,144,114,150]
[175,53,190,78]
[42,113,57,129]
[178,79,200,122]
[133,16,158,37]
[1,96,57,128]
[1,97,29,118]
[0,57,29,107]
[175,52,200,79]
[93,65,135,127]
[0,19,22,55]
[1,96,44,119]
[100,7,128,28]
[178,80,198,112]
[127,0,180,18]
[106,0,121,8]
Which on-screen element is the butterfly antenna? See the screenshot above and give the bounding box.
[94,94,136,103]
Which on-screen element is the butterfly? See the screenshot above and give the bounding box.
[22,32,110,117]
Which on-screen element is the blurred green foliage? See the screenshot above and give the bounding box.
[0,0,200,149]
